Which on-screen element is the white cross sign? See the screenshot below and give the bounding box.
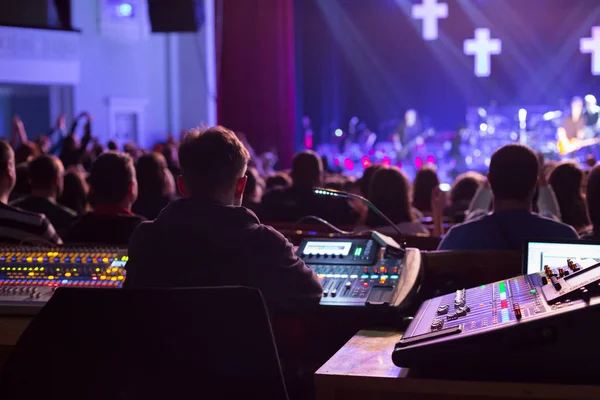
[581,26,600,76]
[412,0,448,41]
[464,28,502,77]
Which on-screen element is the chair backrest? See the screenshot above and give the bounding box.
[421,250,522,297]
[0,286,288,400]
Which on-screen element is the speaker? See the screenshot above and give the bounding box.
[53,0,73,30]
[0,0,71,30]
[148,0,204,33]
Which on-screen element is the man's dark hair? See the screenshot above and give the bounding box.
[359,164,385,197]
[29,155,61,190]
[488,144,538,201]
[136,152,169,197]
[89,151,134,205]
[587,164,600,232]
[412,167,439,213]
[178,126,250,196]
[291,151,322,188]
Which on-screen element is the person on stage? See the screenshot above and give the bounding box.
[584,95,600,136]
[393,109,422,160]
[557,97,586,158]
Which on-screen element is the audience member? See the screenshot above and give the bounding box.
[265,172,291,192]
[445,172,484,220]
[548,162,589,232]
[363,167,429,236]
[439,145,578,251]
[242,167,264,213]
[59,169,89,216]
[412,166,440,215]
[0,140,61,244]
[59,113,92,168]
[10,155,76,234]
[125,126,322,312]
[9,163,30,202]
[582,164,600,240]
[466,154,561,222]
[260,151,358,225]
[64,152,145,244]
[358,164,385,198]
[132,153,176,220]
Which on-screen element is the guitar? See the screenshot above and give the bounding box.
[557,136,600,155]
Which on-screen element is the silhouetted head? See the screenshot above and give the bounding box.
[28,155,65,199]
[488,144,537,204]
[366,166,414,227]
[550,161,589,229]
[587,164,600,233]
[413,167,440,213]
[178,126,250,206]
[0,140,16,203]
[291,151,323,188]
[136,152,174,198]
[89,152,137,209]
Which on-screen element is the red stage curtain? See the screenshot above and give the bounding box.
[217,0,296,168]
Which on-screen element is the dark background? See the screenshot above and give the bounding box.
[295,0,600,143]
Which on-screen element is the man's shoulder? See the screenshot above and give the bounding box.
[529,213,579,234]
[0,202,47,224]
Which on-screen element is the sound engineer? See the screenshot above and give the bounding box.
[125,126,322,311]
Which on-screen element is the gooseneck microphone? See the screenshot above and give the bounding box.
[313,187,406,256]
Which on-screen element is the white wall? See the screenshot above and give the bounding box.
[71,2,170,148]
[177,32,210,131]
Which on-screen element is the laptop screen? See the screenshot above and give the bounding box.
[525,241,600,275]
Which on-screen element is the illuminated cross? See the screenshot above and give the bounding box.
[412,0,448,41]
[581,26,600,76]
[464,28,502,77]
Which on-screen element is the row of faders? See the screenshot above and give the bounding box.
[0,246,128,314]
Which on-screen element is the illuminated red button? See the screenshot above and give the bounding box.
[500,300,508,309]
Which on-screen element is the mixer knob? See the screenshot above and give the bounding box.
[345,281,352,288]
[35,292,41,299]
[436,304,449,315]
[430,318,444,331]
[541,276,548,286]
[315,254,321,259]
[323,289,329,297]
[331,289,337,297]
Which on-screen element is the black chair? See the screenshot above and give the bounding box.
[0,286,288,400]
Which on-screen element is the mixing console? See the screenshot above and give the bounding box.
[297,238,422,308]
[0,246,127,314]
[393,259,600,380]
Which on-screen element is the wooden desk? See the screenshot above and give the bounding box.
[315,330,600,400]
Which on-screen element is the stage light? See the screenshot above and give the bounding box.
[518,108,527,122]
[585,94,597,105]
[333,158,340,166]
[415,157,423,169]
[543,111,562,121]
[510,132,518,141]
[382,156,391,166]
[484,158,491,167]
[479,123,488,131]
[344,158,355,170]
[362,156,371,169]
[116,3,133,17]
[334,129,343,137]
[427,155,435,164]
[474,149,481,157]
[477,108,487,118]
[466,156,473,165]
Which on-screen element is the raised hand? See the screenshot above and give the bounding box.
[55,114,66,131]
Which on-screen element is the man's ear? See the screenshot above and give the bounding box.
[177,176,190,198]
[235,175,248,200]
